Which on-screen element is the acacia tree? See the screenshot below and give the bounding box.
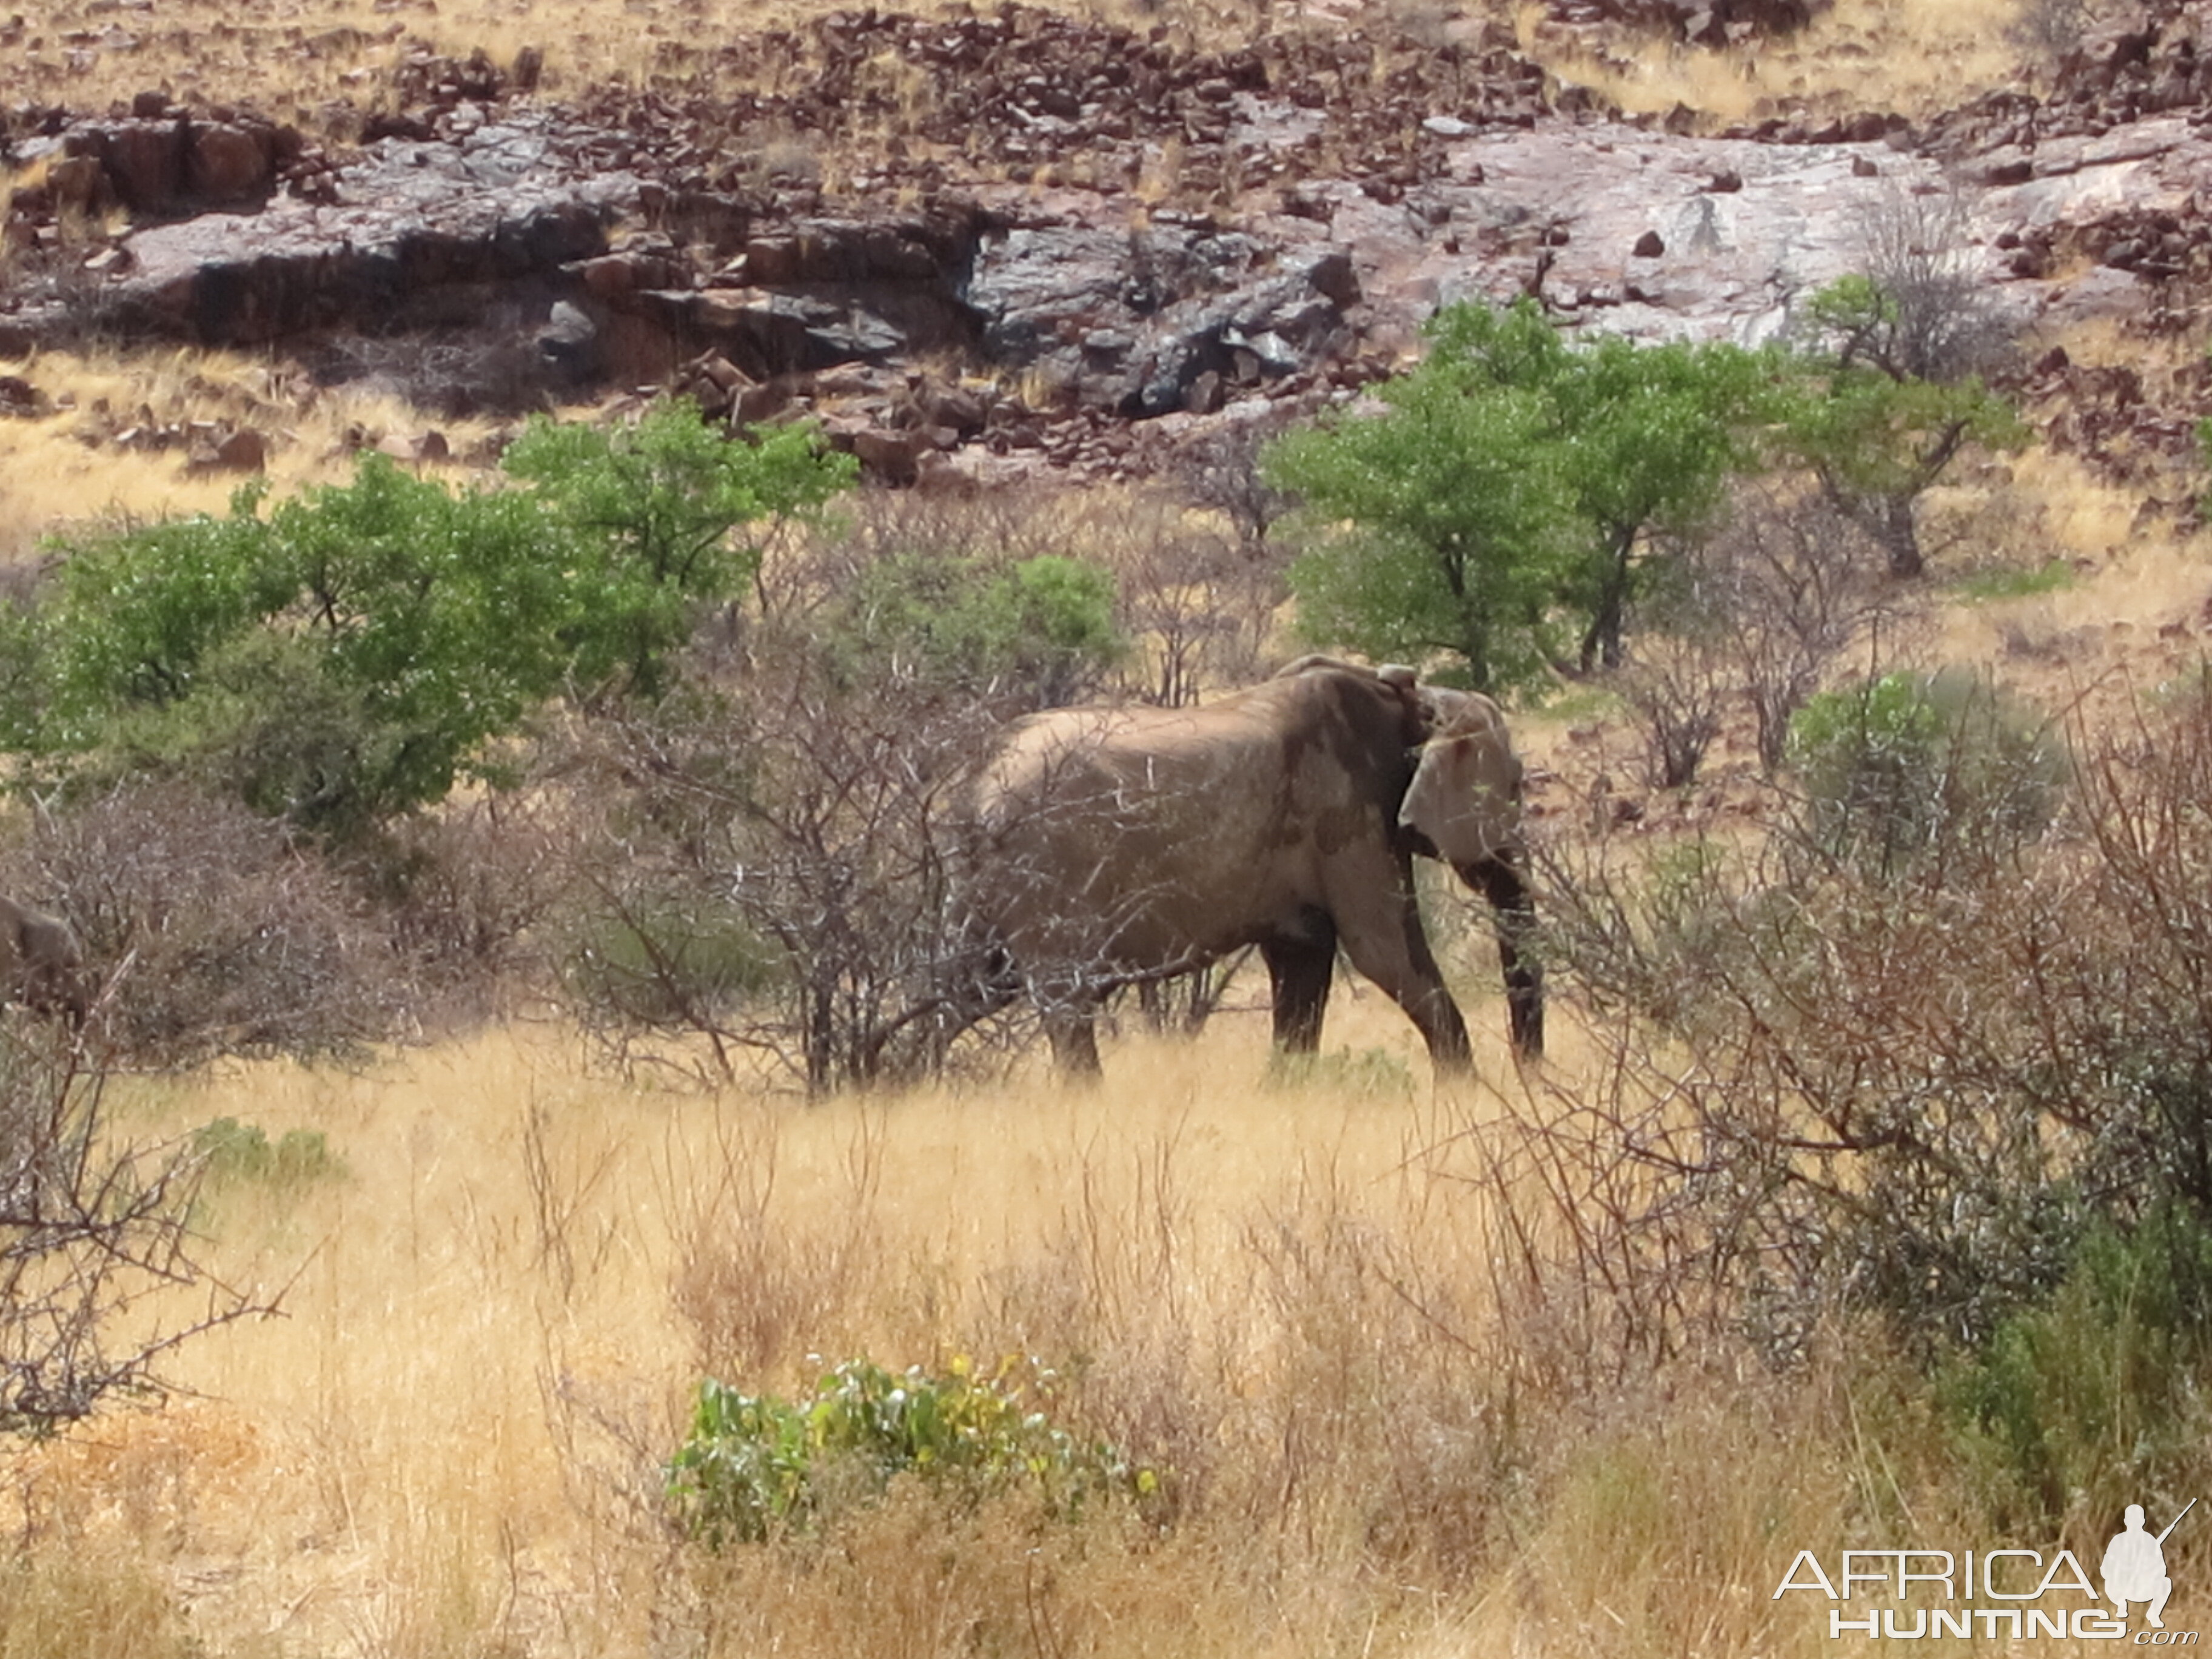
[1524,324,1773,672]
[1265,346,1569,696]
[1265,300,1771,694]
[16,403,853,841]
[1783,275,2028,579]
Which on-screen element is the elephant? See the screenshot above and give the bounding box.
[945,656,1542,1076]
[0,897,88,1026]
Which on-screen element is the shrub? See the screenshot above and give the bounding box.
[665,1356,1156,1546]
[1538,681,2212,1378]
[0,1021,269,1433]
[561,888,784,1027]
[1943,1205,2212,1532]
[829,550,1122,708]
[560,520,1119,1092]
[22,404,854,842]
[1788,668,2066,873]
[16,781,415,1065]
[191,1117,345,1194]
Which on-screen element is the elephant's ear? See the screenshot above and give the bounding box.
[1399,693,1523,868]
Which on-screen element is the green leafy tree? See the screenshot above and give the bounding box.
[1785,276,2029,578]
[832,551,1122,707]
[1493,320,1772,671]
[36,457,575,838]
[22,405,855,839]
[501,400,856,700]
[1265,340,1571,695]
[1266,299,1771,692]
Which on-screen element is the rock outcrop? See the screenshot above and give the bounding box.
[8,2,2212,480]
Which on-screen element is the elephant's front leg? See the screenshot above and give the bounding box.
[1466,855,1544,1061]
[1328,860,1473,1074]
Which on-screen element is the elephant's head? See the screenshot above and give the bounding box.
[1397,686,1526,873]
[1391,677,1544,1060]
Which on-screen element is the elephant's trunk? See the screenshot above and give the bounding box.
[1462,854,1544,1061]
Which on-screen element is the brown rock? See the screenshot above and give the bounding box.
[213,426,267,470]
[734,382,791,426]
[578,253,647,298]
[742,236,801,285]
[94,119,186,212]
[850,426,924,484]
[920,381,989,433]
[1183,368,1224,414]
[186,123,275,205]
[1632,229,1664,257]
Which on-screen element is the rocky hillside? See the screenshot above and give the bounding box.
[4,0,2212,492]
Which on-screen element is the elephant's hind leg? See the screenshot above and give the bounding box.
[1263,919,1336,1054]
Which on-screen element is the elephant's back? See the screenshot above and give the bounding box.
[970,695,1284,810]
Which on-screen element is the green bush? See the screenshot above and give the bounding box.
[192,1116,344,1193]
[666,1356,1155,1546]
[563,894,785,1024]
[1788,668,2066,872]
[830,551,1122,706]
[1943,1204,2212,1530]
[22,404,854,840]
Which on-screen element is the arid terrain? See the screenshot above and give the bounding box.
[8,0,2212,1655]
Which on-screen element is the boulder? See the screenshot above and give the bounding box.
[185,122,276,206]
[79,118,186,212]
[213,427,268,470]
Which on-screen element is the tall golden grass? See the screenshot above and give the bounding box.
[0,346,498,559]
[0,985,1939,1659]
[1536,0,2031,127]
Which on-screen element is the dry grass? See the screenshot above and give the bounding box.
[0,346,500,559]
[1529,0,2030,128]
[7,0,1318,116]
[10,0,2034,153]
[0,990,1903,1659]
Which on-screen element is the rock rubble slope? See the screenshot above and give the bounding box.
[5,2,2212,481]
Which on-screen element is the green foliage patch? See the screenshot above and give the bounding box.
[15,403,854,842]
[828,550,1122,705]
[1262,287,2026,697]
[191,1116,344,1193]
[1949,557,2078,603]
[1942,1204,2212,1532]
[666,1356,1156,1546]
[1788,668,2066,872]
[563,893,786,1023]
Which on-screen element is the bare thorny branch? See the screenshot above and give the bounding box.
[0,1019,277,1433]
